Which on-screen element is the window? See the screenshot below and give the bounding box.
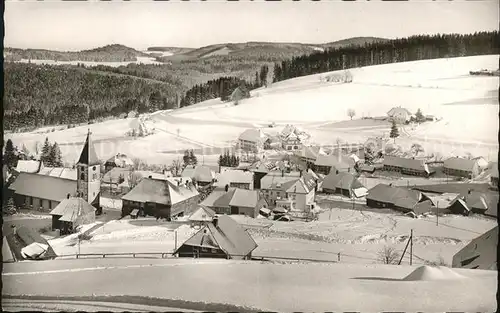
[93,166,96,171]
[80,173,85,180]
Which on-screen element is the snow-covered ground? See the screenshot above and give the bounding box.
[5,55,499,166]
[3,258,496,312]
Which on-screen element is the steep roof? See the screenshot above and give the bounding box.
[387,107,412,117]
[366,184,421,204]
[215,170,253,187]
[9,172,77,202]
[122,177,198,205]
[77,131,100,165]
[50,197,96,222]
[38,167,77,181]
[14,160,42,174]
[322,172,364,191]
[444,157,478,172]
[383,156,430,173]
[238,128,267,144]
[181,165,215,183]
[229,189,264,208]
[453,225,498,270]
[188,206,216,222]
[260,175,298,191]
[177,215,257,259]
[200,190,228,207]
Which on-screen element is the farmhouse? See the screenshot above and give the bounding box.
[181,165,215,186]
[174,215,257,260]
[313,153,355,175]
[366,184,422,211]
[294,145,327,166]
[382,156,432,177]
[321,172,367,198]
[238,128,269,152]
[443,157,483,179]
[214,169,254,190]
[188,206,216,225]
[49,197,96,235]
[452,225,498,270]
[121,177,200,219]
[200,187,267,218]
[104,153,134,173]
[387,106,413,123]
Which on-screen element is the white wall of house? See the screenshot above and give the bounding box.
[288,189,315,212]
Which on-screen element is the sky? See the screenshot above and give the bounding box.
[4,0,499,51]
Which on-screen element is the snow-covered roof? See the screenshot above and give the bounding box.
[238,128,268,144]
[444,157,479,172]
[14,160,42,174]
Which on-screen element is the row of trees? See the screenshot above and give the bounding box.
[179,77,253,107]
[218,151,240,167]
[41,137,64,167]
[273,32,499,82]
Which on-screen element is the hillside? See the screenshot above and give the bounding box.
[4,44,149,62]
[320,36,390,50]
[146,46,195,54]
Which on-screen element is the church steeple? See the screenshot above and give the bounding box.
[77,129,100,166]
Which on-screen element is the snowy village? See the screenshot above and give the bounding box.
[2,1,499,312]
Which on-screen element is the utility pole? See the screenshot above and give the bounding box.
[410,229,413,266]
[436,201,439,226]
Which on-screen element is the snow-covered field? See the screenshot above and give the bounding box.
[14,56,164,67]
[5,55,499,166]
[3,258,496,312]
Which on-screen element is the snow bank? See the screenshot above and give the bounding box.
[403,265,467,281]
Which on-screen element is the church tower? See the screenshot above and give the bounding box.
[76,129,101,212]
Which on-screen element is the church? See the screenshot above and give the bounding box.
[10,130,102,233]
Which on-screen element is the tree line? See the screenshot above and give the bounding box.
[4,63,181,130]
[272,32,499,82]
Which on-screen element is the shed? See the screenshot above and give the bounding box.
[50,197,96,235]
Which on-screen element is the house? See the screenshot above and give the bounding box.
[366,184,422,211]
[121,177,200,219]
[214,170,254,190]
[490,162,498,189]
[238,128,269,152]
[174,215,257,259]
[294,145,327,166]
[321,172,367,198]
[248,161,272,189]
[104,153,134,173]
[188,206,216,226]
[452,225,498,270]
[181,165,215,186]
[9,173,77,211]
[383,156,432,177]
[387,106,413,123]
[443,157,483,179]
[280,125,307,151]
[260,173,316,212]
[313,153,355,175]
[49,197,96,235]
[200,187,267,218]
[448,191,490,216]
[13,160,43,174]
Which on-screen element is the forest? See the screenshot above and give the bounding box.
[272,32,499,82]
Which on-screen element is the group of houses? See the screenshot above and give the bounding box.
[237,124,310,154]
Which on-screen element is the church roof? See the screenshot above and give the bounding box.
[77,130,100,166]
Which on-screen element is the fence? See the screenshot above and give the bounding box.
[54,252,338,264]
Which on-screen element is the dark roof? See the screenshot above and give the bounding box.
[176,215,257,259]
[77,131,100,165]
[383,156,430,173]
[444,157,478,172]
[322,172,364,191]
[9,172,77,202]
[50,197,96,222]
[366,184,421,204]
[16,226,50,246]
[412,183,492,194]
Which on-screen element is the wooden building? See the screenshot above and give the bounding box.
[443,157,483,179]
[382,156,432,177]
[121,177,200,219]
[321,172,367,198]
[200,187,267,218]
[50,197,96,235]
[174,215,257,259]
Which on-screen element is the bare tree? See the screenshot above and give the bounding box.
[170,159,183,176]
[411,143,425,156]
[347,109,356,120]
[128,171,142,189]
[377,245,400,265]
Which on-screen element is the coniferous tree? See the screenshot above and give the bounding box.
[183,150,191,167]
[50,142,63,167]
[41,137,51,166]
[4,139,18,168]
[389,120,400,143]
[415,108,426,123]
[189,150,198,166]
